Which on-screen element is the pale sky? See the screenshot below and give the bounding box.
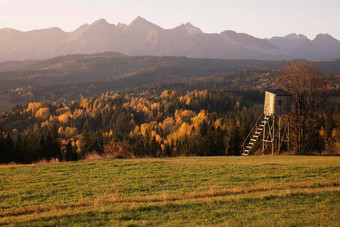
[1,0,340,40]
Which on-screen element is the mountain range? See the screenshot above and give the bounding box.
[1,16,340,62]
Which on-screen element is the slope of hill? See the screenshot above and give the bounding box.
[1,17,340,61]
[0,52,285,92]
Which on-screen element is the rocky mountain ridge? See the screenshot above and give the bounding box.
[0,16,339,61]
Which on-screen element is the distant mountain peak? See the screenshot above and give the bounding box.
[130,16,149,25]
[314,33,335,41]
[92,18,110,26]
[126,16,160,31]
[221,30,237,35]
[48,27,65,32]
[182,22,202,34]
[284,33,309,40]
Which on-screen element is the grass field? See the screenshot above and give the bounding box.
[0,156,339,226]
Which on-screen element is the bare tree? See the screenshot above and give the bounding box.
[278,60,328,154]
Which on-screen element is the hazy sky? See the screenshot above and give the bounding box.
[1,0,339,39]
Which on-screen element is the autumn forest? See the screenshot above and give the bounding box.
[0,57,339,164]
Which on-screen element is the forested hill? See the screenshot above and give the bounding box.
[1,52,340,112]
[0,52,285,91]
[1,53,340,92]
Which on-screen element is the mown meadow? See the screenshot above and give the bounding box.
[0,156,339,226]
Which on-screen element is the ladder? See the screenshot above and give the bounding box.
[241,113,271,156]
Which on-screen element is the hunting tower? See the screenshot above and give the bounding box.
[241,89,292,155]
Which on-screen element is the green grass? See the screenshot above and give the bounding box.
[1,156,339,226]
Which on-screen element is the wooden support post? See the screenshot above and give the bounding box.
[287,116,290,154]
[262,116,266,154]
[272,115,275,155]
[278,115,281,154]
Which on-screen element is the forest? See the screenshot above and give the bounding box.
[0,89,338,163]
[0,60,339,163]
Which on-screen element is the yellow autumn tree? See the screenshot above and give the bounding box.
[167,122,193,144]
[27,102,43,113]
[35,107,50,119]
[58,113,70,124]
[191,110,209,133]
